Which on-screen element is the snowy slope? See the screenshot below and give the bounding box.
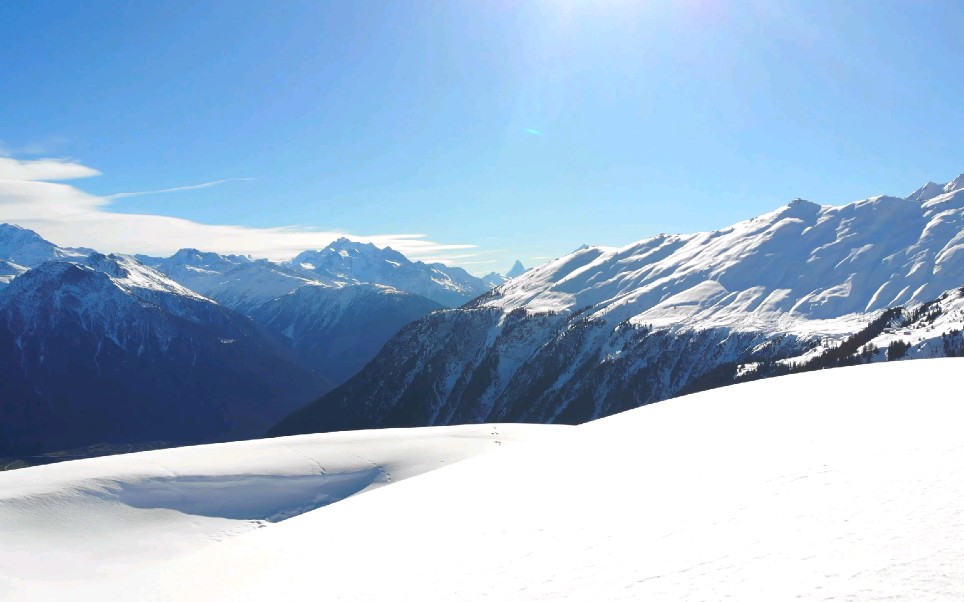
[0,423,562,600]
[766,284,964,370]
[489,174,964,324]
[274,174,964,434]
[251,283,443,385]
[0,260,27,289]
[291,238,490,307]
[139,249,318,312]
[12,360,964,600]
[140,243,484,381]
[0,254,326,455]
[481,271,508,287]
[0,223,90,268]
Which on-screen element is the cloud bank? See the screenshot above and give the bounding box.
[0,157,474,263]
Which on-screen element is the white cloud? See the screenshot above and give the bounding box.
[0,156,101,181]
[106,178,256,200]
[0,158,475,263]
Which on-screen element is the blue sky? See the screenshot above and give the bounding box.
[1,0,962,273]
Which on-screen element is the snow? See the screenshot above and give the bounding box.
[0,223,88,268]
[290,238,491,306]
[485,180,964,342]
[506,259,528,278]
[140,251,316,311]
[0,423,562,600]
[3,361,964,600]
[481,271,508,287]
[0,260,27,288]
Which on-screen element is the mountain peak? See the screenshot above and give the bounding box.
[0,223,88,267]
[506,260,527,278]
[327,237,373,251]
[169,248,249,264]
[907,174,964,202]
[290,241,489,307]
[0,222,45,241]
[171,247,204,259]
[908,181,946,202]
[944,173,964,194]
[481,272,508,288]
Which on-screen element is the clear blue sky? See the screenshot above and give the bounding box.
[1,0,962,273]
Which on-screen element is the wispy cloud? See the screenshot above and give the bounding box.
[106,178,255,200]
[0,156,100,181]
[0,156,476,263]
[0,137,72,158]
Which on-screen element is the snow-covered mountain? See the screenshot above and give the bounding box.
[6,360,964,600]
[480,260,529,288]
[140,244,453,382]
[138,249,318,312]
[480,271,508,287]
[0,253,327,456]
[142,239,493,311]
[272,173,964,435]
[290,238,490,307]
[0,259,27,289]
[0,222,90,267]
[250,284,443,385]
[0,229,467,455]
[505,259,527,278]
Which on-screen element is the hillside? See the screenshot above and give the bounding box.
[5,360,963,599]
[0,254,326,455]
[272,175,964,435]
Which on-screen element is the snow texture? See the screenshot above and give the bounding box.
[0,423,560,600]
[5,360,964,600]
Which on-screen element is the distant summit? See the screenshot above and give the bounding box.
[290,239,489,307]
[481,272,508,288]
[0,223,89,267]
[506,260,527,279]
[906,173,964,202]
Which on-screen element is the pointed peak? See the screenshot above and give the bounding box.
[506,260,527,278]
[907,181,945,202]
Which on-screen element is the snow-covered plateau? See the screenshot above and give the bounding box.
[2,360,963,600]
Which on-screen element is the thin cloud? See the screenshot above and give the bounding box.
[0,159,477,264]
[106,178,255,200]
[0,156,100,181]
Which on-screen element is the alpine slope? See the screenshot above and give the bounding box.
[4,360,964,600]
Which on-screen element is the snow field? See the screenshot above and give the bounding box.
[0,423,563,600]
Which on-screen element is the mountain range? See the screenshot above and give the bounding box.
[271,172,964,435]
[3,172,964,458]
[0,253,325,455]
[0,228,492,457]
